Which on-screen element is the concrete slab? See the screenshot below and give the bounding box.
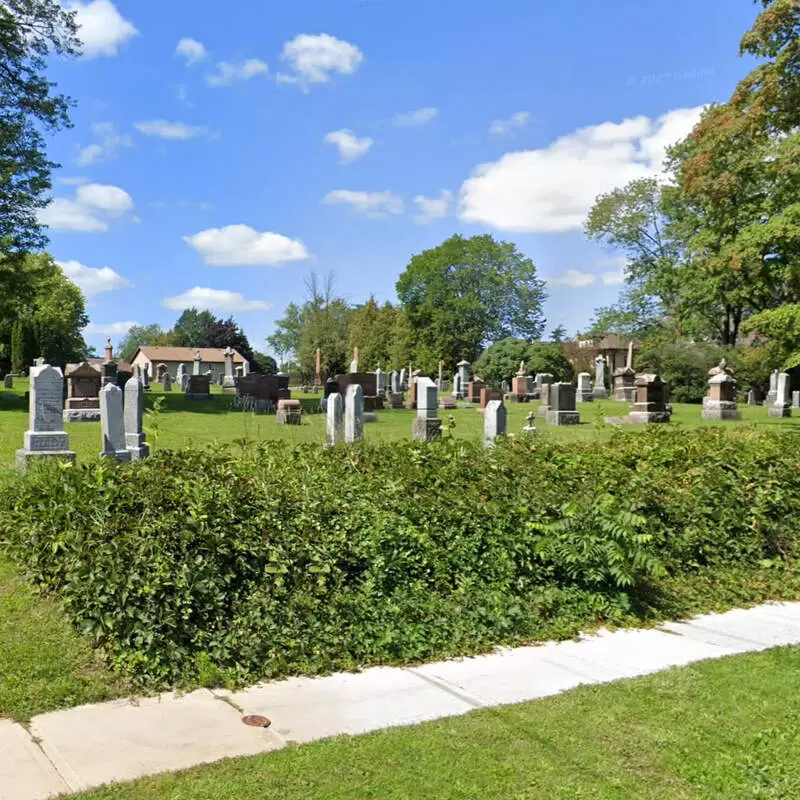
[227,666,478,744]
[412,644,602,706]
[0,719,69,800]
[30,690,283,793]
[673,606,800,650]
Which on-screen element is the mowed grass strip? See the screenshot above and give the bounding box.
[0,553,125,721]
[74,645,800,800]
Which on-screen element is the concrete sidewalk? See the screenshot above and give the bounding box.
[4,601,800,799]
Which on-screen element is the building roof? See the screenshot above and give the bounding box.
[133,346,247,364]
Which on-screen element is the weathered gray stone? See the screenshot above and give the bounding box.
[592,355,608,399]
[163,373,173,392]
[345,384,364,443]
[701,365,740,421]
[193,351,202,376]
[793,391,800,410]
[124,376,149,460]
[222,347,237,392]
[768,372,791,418]
[576,372,593,403]
[3,374,12,389]
[546,383,580,426]
[483,399,507,446]
[326,393,343,446]
[276,399,302,425]
[100,384,131,462]
[416,377,438,420]
[412,417,442,441]
[16,364,75,468]
[623,374,671,424]
[765,369,779,406]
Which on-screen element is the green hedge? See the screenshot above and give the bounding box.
[2,429,800,688]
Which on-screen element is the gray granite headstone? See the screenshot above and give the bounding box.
[576,372,593,403]
[484,399,507,447]
[100,383,130,461]
[193,352,202,376]
[412,377,441,441]
[176,363,186,388]
[793,391,800,410]
[345,384,364,443]
[16,364,75,468]
[326,392,343,447]
[124,376,150,460]
[769,371,791,418]
[3,375,12,389]
[222,346,236,391]
[163,373,173,392]
[765,369,779,406]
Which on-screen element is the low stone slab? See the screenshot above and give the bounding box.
[0,719,69,800]
[227,667,477,745]
[30,690,283,793]
[62,409,101,423]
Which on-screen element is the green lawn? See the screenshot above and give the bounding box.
[74,645,800,799]
[1,380,798,467]
[0,552,125,721]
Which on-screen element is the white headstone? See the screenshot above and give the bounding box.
[124,376,150,460]
[100,383,130,461]
[193,351,202,376]
[326,392,344,447]
[223,346,236,390]
[344,384,364,443]
[416,377,438,420]
[484,399,507,447]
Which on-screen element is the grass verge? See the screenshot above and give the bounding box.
[74,645,800,799]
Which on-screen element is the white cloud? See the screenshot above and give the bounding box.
[57,260,132,296]
[547,270,597,289]
[58,176,91,186]
[322,190,404,218]
[324,129,373,163]
[75,122,132,166]
[134,120,209,140]
[184,225,310,266]
[489,111,530,136]
[459,106,705,234]
[69,0,138,58]
[413,190,452,225]
[206,59,268,87]
[392,107,439,127]
[163,287,270,313]
[39,183,134,232]
[83,320,139,337]
[277,33,363,87]
[176,37,207,66]
[601,270,626,286]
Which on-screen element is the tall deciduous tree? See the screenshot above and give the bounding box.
[201,316,256,364]
[118,324,174,363]
[0,1,78,277]
[172,308,216,348]
[348,296,397,371]
[396,234,547,372]
[266,302,302,368]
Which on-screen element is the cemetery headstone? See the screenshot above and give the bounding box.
[193,350,202,376]
[546,382,580,426]
[349,347,360,374]
[701,360,740,421]
[375,366,386,396]
[276,398,302,425]
[16,364,76,468]
[326,392,344,446]
[163,373,173,392]
[124,375,150,460]
[592,355,609,399]
[3,374,12,389]
[511,362,531,402]
[537,375,554,417]
[142,364,151,392]
[345,384,364,443]
[467,377,484,404]
[100,383,130,462]
[412,377,442,441]
[480,386,503,411]
[101,360,117,387]
[399,368,406,391]
[793,391,800,410]
[747,389,759,406]
[456,360,470,398]
[613,366,636,402]
[483,399,507,447]
[222,346,237,392]
[63,362,102,422]
[186,374,212,400]
[623,374,671,424]
[765,369,779,406]
[768,372,791,418]
[576,372,594,403]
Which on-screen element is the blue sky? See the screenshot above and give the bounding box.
[41,0,760,357]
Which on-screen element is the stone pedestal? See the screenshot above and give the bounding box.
[186,375,212,400]
[538,381,552,418]
[276,399,302,425]
[412,417,442,441]
[592,356,608,400]
[701,372,740,421]
[624,374,671,424]
[613,367,636,402]
[576,372,594,403]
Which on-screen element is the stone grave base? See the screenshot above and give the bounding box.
[592,388,609,400]
[623,411,671,424]
[364,412,378,423]
[768,405,791,419]
[576,393,594,403]
[63,408,101,423]
[128,445,150,461]
[276,405,302,425]
[545,410,580,426]
[701,401,741,421]
[16,449,76,469]
[613,389,636,402]
[412,417,442,442]
[100,449,132,463]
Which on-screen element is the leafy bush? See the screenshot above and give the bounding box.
[2,429,800,689]
[474,338,572,386]
[638,341,732,403]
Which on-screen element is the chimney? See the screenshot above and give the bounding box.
[105,338,113,363]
